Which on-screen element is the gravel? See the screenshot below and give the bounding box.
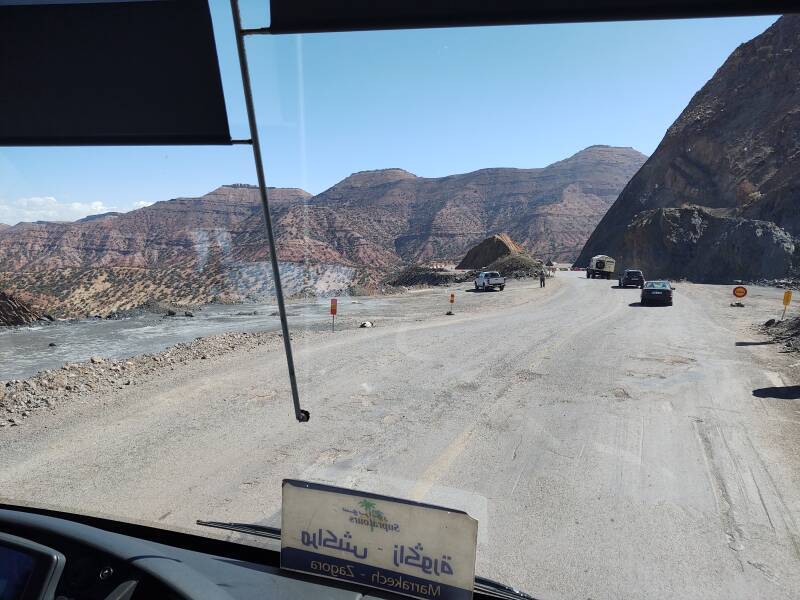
[0,330,284,428]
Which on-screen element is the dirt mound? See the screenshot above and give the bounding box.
[763,315,800,351]
[456,234,526,270]
[487,254,544,279]
[385,266,464,287]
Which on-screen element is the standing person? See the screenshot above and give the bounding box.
[539,270,546,288]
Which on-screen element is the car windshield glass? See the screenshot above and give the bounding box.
[2,8,797,600]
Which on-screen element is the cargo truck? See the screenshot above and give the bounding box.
[586,255,616,279]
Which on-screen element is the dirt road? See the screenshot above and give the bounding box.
[2,273,800,599]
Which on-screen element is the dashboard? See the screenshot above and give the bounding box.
[0,504,528,600]
[0,505,375,600]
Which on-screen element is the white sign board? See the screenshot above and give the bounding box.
[281,479,478,600]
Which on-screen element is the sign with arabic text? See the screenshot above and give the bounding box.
[280,479,478,600]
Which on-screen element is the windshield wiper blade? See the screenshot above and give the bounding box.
[197,522,537,600]
[196,520,281,540]
[474,576,538,600]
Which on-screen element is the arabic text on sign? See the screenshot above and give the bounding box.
[300,529,368,560]
[393,543,454,576]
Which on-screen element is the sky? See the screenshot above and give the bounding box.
[0,2,780,225]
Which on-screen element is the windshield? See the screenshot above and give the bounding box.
[3,7,799,600]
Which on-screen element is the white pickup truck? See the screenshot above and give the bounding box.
[474,271,505,291]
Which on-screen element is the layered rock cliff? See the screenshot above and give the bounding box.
[577,16,800,281]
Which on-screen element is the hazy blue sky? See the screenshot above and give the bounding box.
[0,2,779,224]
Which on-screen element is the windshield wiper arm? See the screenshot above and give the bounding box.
[196,520,281,541]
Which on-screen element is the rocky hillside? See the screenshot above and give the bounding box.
[308,145,645,265]
[0,291,41,326]
[577,16,800,282]
[0,146,644,317]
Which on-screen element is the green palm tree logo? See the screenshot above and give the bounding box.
[359,499,378,530]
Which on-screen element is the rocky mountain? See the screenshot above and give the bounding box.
[577,16,800,282]
[0,146,644,317]
[306,145,645,265]
[0,290,40,326]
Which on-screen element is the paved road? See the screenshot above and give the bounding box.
[2,273,800,599]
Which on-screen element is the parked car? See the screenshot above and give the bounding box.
[619,269,645,288]
[474,271,505,291]
[641,280,674,306]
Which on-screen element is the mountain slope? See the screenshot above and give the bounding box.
[577,15,800,281]
[0,146,645,317]
[306,145,645,264]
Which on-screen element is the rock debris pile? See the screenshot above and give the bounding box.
[0,331,282,428]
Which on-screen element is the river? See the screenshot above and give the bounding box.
[0,296,392,381]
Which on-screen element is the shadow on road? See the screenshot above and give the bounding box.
[628,302,671,308]
[735,341,776,346]
[464,288,500,293]
[752,385,800,400]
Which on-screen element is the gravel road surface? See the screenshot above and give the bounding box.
[2,272,800,599]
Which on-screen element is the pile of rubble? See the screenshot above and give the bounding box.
[762,315,800,351]
[0,330,283,428]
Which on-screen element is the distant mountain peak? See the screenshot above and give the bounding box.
[334,168,417,189]
[564,145,647,161]
[76,212,121,223]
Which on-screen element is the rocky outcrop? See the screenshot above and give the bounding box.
[620,206,796,282]
[456,234,525,269]
[577,16,800,281]
[0,291,40,326]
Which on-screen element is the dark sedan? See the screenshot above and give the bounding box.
[641,280,673,306]
[619,269,644,288]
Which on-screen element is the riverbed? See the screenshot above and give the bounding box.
[0,295,393,380]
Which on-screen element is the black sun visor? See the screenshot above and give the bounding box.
[0,0,231,146]
[268,0,797,34]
